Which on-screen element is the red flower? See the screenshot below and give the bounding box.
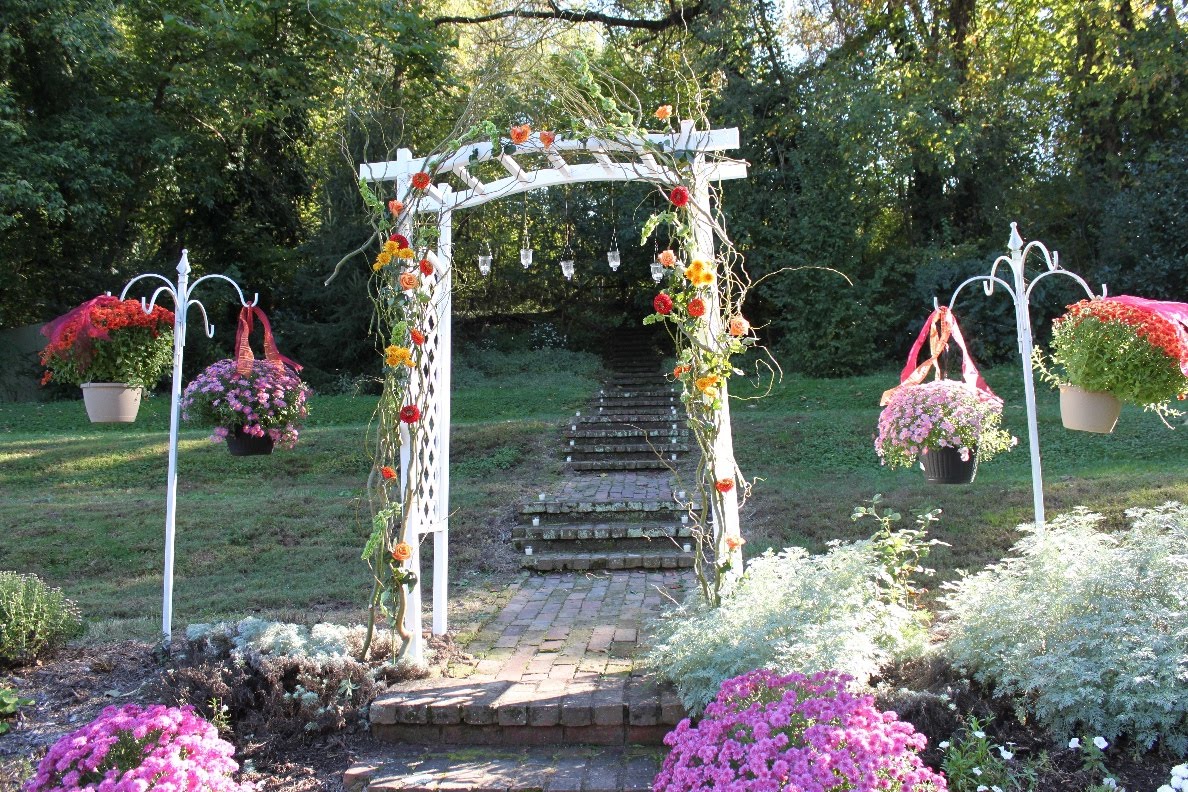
[669,186,690,208]
[411,172,431,190]
[380,466,396,480]
[389,233,409,248]
[400,404,421,424]
[715,477,734,493]
[653,294,673,315]
[419,258,434,276]
[687,298,706,318]
[410,328,426,346]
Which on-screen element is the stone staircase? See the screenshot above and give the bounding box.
[515,335,696,573]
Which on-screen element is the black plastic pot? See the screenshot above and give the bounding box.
[920,446,977,484]
[226,426,274,457]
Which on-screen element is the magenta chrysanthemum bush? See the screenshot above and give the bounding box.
[25,703,252,792]
[875,380,1013,470]
[655,669,947,792]
[181,358,310,447]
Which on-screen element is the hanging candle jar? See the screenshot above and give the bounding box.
[478,241,493,276]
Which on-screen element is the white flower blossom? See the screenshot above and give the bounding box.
[973,730,986,738]
[1102,778,1117,790]
[976,786,987,792]
[972,767,982,776]
[998,747,1014,760]
[938,741,950,749]
[1068,737,1081,749]
[1157,785,1173,792]
[1093,736,1109,750]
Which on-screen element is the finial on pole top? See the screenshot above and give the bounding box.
[1008,222,1023,253]
[177,249,190,276]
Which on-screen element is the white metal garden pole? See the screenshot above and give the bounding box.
[119,250,258,647]
[943,223,1102,530]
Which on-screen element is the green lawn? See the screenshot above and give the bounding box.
[2,355,1185,638]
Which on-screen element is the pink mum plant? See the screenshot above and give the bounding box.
[25,703,252,792]
[655,668,947,792]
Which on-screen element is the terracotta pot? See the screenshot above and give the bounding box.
[1060,385,1121,434]
[81,383,142,423]
[920,446,977,485]
[226,426,274,456]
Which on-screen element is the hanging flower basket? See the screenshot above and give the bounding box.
[920,445,978,485]
[1036,296,1188,429]
[80,383,143,423]
[225,426,275,456]
[1059,384,1122,434]
[39,296,174,423]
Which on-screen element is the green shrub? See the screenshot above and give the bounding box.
[940,504,1188,752]
[0,571,83,667]
[645,508,936,713]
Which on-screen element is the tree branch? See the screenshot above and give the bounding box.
[432,2,707,31]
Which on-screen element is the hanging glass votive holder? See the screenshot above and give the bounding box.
[607,248,621,271]
[521,248,533,269]
[560,246,575,281]
[650,261,665,282]
[477,241,493,276]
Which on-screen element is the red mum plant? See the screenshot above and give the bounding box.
[669,185,690,208]
[400,404,421,424]
[389,233,409,248]
[687,298,706,318]
[410,328,426,346]
[654,293,674,315]
[40,296,175,389]
[411,172,431,190]
[380,465,397,480]
[419,258,434,276]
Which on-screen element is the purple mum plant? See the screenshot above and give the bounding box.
[25,703,252,791]
[875,380,1014,470]
[181,358,310,448]
[655,669,947,792]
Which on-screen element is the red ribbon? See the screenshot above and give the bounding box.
[40,295,120,362]
[1106,295,1188,376]
[234,305,300,375]
[881,306,994,406]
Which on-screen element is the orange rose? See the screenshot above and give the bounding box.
[510,124,531,144]
[729,316,750,337]
[539,130,556,147]
[391,541,412,562]
[695,375,719,398]
[655,105,673,120]
[399,272,420,291]
[387,199,404,216]
[411,172,431,190]
[725,535,746,551]
[659,249,677,268]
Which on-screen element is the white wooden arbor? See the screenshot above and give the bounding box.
[360,121,748,662]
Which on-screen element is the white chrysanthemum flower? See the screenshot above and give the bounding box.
[999,747,1014,760]
[973,730,986,738]
[1068,737,1081,749]
[1093,736,1109,750]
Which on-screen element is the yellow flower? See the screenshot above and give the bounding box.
[396,247,415,259]
[382,240,399,255]
[373,251,394,271]
[384,345,415,368]
[684,258,716,287]
[695,375,719,398]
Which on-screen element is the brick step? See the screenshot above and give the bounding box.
[524,549,695,572]
[521,500,694,517]
[564,444,691,458]
[368,676,684,747]
[512,522,694,544]
[566,428,688,440]
[516,535,688,554]
[345,745,665,792]
[604,373,669,382]
[591,406,683,417]
[598,386,676,395]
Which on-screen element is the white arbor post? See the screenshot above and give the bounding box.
[691,156,742,569]
[942,222,1103,528]
[360,122,748,662]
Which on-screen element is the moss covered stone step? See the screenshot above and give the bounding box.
[512,522,695,544]
[566,428,687,440]
[521,500,694,517]
[524,549,695,572]
[568,459,685,472]
[565,443,691,456]
[575,414,683,425]
[345,745,666,792]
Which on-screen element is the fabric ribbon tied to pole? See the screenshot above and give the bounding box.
[234,305,300,375]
